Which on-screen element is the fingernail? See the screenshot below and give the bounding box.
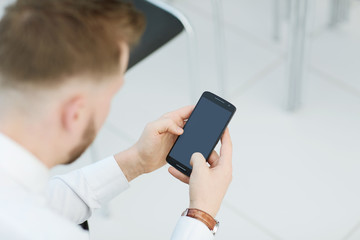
[178,127,183,133]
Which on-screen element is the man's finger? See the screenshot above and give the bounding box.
[220,128,232,163]
[156,118,183,135]
[190,152,207,169]
[168,167,190,184]
[208,150,220,167]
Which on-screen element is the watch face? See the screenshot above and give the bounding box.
[212,221,220,235]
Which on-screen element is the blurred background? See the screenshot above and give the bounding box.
[2,0,360,239]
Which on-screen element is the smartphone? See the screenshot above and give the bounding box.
[166,91,236,176]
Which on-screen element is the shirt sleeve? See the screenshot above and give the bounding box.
[171,216,215,240]
[46,156,129,224]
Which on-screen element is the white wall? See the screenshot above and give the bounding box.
[0,0,16,19]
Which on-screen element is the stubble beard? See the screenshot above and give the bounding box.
[66,118,96,165]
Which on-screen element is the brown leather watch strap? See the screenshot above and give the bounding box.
[182,208,217,231]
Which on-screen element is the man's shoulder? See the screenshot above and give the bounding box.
[0,188,89,240]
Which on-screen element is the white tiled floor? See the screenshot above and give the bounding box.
[48,0,360,239]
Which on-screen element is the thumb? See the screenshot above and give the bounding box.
[190,152,207,170]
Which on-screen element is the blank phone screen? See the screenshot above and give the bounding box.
[168,97,232,169]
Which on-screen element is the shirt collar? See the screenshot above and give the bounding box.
[0,133,50,194]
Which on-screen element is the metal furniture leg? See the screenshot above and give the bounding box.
[167,0,227,98]
[273,0,292,41]
[286,0,310,111]
[342,0,351,21]
[330,0,350,27]
[147,0,198,102]
[339,0,351,21]
[273,0,281,41]
[285,0,292,20]
[211,0,228,98]
[330,0,340,27]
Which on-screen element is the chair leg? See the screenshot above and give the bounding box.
[329,0,342,27]
[285,0,292,21]
[184,18,199,103]
[273,0,281,41]
[329,0,351,28]
[340,0,351,21]
[211,0,228,98]
[286,0,310,111]
[146,0,199,103]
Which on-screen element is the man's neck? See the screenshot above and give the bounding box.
[0,117,57,169]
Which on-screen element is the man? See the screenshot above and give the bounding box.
[0,0,233,239]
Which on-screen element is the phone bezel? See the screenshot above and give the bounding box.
[166,91,236,176]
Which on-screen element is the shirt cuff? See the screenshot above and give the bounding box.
[80,156,130,206]
[171,216,214,240]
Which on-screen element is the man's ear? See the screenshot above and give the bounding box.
[60,95,86,133]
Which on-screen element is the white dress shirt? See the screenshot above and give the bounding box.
[0,133,213,239]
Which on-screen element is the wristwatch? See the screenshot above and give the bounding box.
[182,208,220,235]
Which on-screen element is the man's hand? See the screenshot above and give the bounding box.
[114,106,194,181]
[168,128,233,218]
